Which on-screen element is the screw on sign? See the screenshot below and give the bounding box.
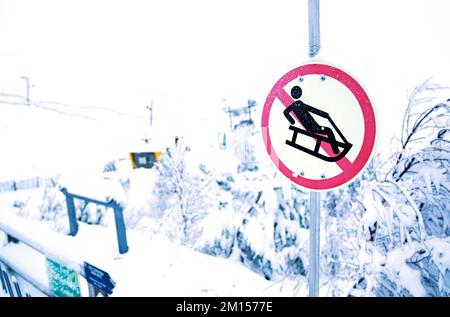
[262,63,376,190]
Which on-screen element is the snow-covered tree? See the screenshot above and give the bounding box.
[153,139,218,247]
[231,122,258,173]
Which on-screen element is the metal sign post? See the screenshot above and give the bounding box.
[309,191,320,297]
[308,0,321,58]
[308,0,321,298]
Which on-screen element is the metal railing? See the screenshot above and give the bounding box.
[0,257,49,297]
[60,187,129,254]
[0,185,127,297]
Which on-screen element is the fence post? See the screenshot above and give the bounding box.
[0,263,6,292]
[61,188,79,236]
[111,201,128,254]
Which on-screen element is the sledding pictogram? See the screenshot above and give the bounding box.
[283,85,352,162]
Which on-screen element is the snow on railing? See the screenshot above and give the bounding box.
[59,174,126,206]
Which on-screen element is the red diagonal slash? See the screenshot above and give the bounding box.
[276,88,353,172]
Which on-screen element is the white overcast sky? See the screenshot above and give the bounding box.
[1,0,449,152]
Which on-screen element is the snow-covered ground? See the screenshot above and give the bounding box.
[0,207,302,297]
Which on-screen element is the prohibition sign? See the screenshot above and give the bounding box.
[261,63,376,190]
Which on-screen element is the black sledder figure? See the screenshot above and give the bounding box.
[283,86,352,162]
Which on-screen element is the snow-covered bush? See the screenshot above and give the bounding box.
[7,180,70,234]
[370,81,450,296]
[322,80,450,297]
[235,177,309,280]
[38,185,69,233]
[195,169,310,282]
[197,190,237,258]
[321,174,368,296]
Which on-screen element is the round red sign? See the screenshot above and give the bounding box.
[261,63,376,190]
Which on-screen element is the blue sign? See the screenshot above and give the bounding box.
[83,262,115,295]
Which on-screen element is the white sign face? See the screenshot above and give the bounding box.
[262,63,376,190]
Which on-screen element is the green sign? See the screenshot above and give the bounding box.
[45,258,81,297]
